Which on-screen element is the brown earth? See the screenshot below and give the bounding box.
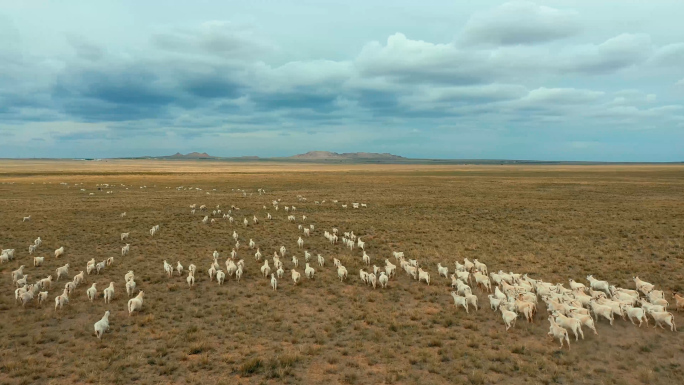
[0,160,683,384]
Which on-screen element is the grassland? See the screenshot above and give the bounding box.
[1,160,683,384]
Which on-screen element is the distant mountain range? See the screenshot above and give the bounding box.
[163,152,213,159]
[289,151,406,160]
[113,152,682,165]
[150,151,406,161]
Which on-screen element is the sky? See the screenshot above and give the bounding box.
[1,0,683,161]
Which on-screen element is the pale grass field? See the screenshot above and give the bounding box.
[0,161,683,384]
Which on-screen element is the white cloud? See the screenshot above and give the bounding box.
[460,1,581,46]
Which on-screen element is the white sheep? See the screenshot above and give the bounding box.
[55,264,70,281]
[362,251,371,266]
[121,244,130,256]
[33,256,44,267]
[235,266,243,282]
[54,246,65,258]
[297,237,304,248]
[216,270,226,285]
[589,300,614,325]
[103,282,115,303]
[127,291,145,315]
[547,317,571,349]
[378,272,389,288]
[73,271,85,287]
[261,260,271,277]
[450,292,469,314]
[121,232,129,241]
[418,268,430,285]
[586,275,611,297]
[337,265,348,281]
[54,288,69,310]
[650,311,677,331]
[163,260,173,277]
[87,283,98,302]
[437,263,448,278]
[38,291,49,305]
[552,312,584,341]
[271,273,278,291]
[96,260,106,274]
[305,263,315,279]
[187,271,195,287]
[176,261,183,276]
[94,311,110,339]
[317,254,325,267]
[291,269,301,285]
[126,280,137,297]
[125,271,135,283]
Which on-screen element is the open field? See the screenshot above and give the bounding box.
[1,161,683,384]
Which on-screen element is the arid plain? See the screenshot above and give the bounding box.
[1,160,683,385]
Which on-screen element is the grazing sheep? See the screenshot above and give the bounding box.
[271,274,277,291]
[103,282,115,303]
[23,215,31,222]
[55,264,70,281]
[94,311,110,339]
[87,283,98,302]
[33,256,44,267]
[54,246,65,258]
[127,291,145,316]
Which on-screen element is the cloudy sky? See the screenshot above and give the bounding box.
[2,1,683,160]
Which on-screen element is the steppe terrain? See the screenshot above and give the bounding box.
[1,160,683,384]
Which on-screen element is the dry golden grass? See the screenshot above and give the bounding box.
[1,161,683,384]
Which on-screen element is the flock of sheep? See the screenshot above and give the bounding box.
[3,184,683,349]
